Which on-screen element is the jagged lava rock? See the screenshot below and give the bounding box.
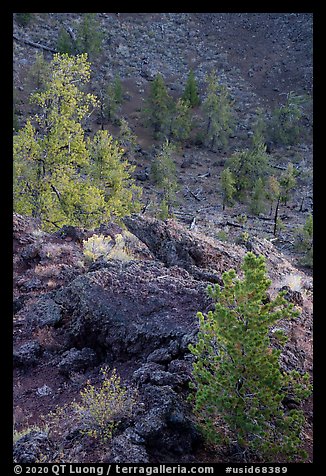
[53,259,211,361]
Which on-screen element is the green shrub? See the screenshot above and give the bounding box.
[83,233,134,263]
[189,252,312,461]
[73,367,138,442]
[216,230,229,242]
[83,234,113,262]
[236,230,250,246]
[236,214,248,226]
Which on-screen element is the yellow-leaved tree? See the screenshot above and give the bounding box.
[13,53,141,231]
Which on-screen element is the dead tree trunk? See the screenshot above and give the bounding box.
[273,196,281,236]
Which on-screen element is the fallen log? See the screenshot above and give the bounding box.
[13,34,57,53]
[197,171,211,178]
[225,221,244,228]
[240,214,274,222]
[271,164,287,171]
[185,186,201,201]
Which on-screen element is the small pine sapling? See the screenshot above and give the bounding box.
[143,74,173,139]
[250,177,267,215]
[294,214,313,268]
[171,99,193,144]
[202,71,234,151]
[280,163,297,207]
[182,69,200,107]
[75,13,103,58]
[220,167,236,210]
[151,140,178,217]
[189,252,312,462]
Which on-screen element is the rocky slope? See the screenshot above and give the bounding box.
[13,213,313,463]
[13,13,313,265]
[13,13,312,103]
[13,12,313,464]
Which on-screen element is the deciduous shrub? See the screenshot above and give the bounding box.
[73,367,138,442]
[83,233,134,263]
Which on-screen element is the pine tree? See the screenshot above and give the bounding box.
[252,107,267,147]
[220,167,236,210]
[151,140,178,216]
[13,53,141,231]
[144,74,173,139]
[250,177,266,215]
[202,71,234,151]
[27,51,50,92]
[103,75,124,124]
[294,214,313,268]
[112,75,123,105]
[118,118,138,159]
[57,27,76,55]
[76,13,103,58]
[171,98,193,144]
[182,69,200,107]
[270,92,306,146]
[280,163,297,206]
[189,252,312,461]
[266,175,281,216]
[227,139,269,200]
[88,130,142,219]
